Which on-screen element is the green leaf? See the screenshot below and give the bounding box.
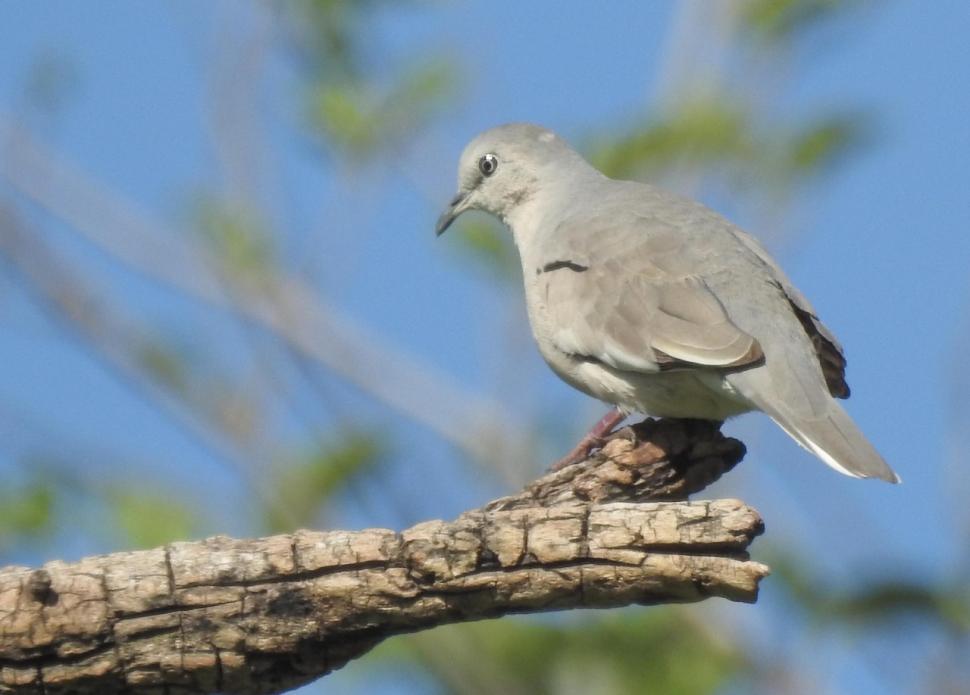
[387,60,456,118]
[589,103,871,202]
[786,113,869,175]
[263,432,383,532]
[110,490,199,548]
[589,99,753,179]
[309,60,458,158]
[738,0,866,43]
[291,0,393,80]
[288,1,460,158]
[826,582,970,632]
[311,84,376,152]
[373,609,749,695]
[193,197,275,284]
[0,482,55,546]
[764,549,969,633]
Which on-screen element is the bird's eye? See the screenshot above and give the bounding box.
[478,153,498,177]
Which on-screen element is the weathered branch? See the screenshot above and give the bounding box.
[0,419,768,695]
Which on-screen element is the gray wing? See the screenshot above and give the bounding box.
[730,229,849,398]
[539,214,762,373]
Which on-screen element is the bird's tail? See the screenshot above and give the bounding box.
[757,399,900,483]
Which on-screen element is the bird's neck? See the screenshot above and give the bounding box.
[506,165,605,256]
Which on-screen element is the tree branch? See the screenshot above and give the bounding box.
[0,419,768,695]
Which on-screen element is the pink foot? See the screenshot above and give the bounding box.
[550,408,627,471]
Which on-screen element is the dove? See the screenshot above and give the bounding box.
[436,123,898,482]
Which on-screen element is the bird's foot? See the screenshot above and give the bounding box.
[549,434,605,471]
[549,408,627,471]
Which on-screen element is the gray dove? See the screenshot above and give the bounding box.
[436,123,898,483]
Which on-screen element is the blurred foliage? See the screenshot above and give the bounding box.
[771,551,970,634]
[132,328,261,444]
[590,98,868,191]
[376,610,749,695]
[784,112,869,176]
[309,59,457,158]
[109,489,199,549]
[288,0,458,159]
[738,0,870,44]
[194,197,276,285]
[592,98,754,179]
[0,478,55,550]
[134,337,192,396]
[826,582,970,633]
[287,0,408,80]
[263,432,383,533]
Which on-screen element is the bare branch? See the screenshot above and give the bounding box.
[0,206,264,475]
[0,117,528,464]
[0,419,768,695]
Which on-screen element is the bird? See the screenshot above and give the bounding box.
[435,123,898,483]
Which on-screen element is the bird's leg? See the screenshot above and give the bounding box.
[550,408,628,471]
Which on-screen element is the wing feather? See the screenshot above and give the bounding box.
[540,226,762,373]
[731,229,849,398]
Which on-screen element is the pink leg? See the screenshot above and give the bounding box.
[550,407,627,471]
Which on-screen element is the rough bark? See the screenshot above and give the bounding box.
[0,418,769,695]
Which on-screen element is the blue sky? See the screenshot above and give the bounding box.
[1,2,969,693]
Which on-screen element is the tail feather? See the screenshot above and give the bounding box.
[762,401,900,483]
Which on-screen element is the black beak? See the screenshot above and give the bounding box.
[435,192,469,236]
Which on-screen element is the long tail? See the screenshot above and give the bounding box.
[759,399,900,483]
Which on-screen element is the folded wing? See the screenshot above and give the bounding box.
[540,220,762,373]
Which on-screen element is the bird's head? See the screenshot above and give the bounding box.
[435,123,592,236]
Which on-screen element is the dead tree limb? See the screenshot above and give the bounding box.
[0,419,769,695]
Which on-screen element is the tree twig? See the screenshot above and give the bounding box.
[0,419,767,695]
[0,116,528,464]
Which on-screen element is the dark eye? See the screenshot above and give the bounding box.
[478,153,498,177]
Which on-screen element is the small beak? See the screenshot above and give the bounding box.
[435,192,470,236]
